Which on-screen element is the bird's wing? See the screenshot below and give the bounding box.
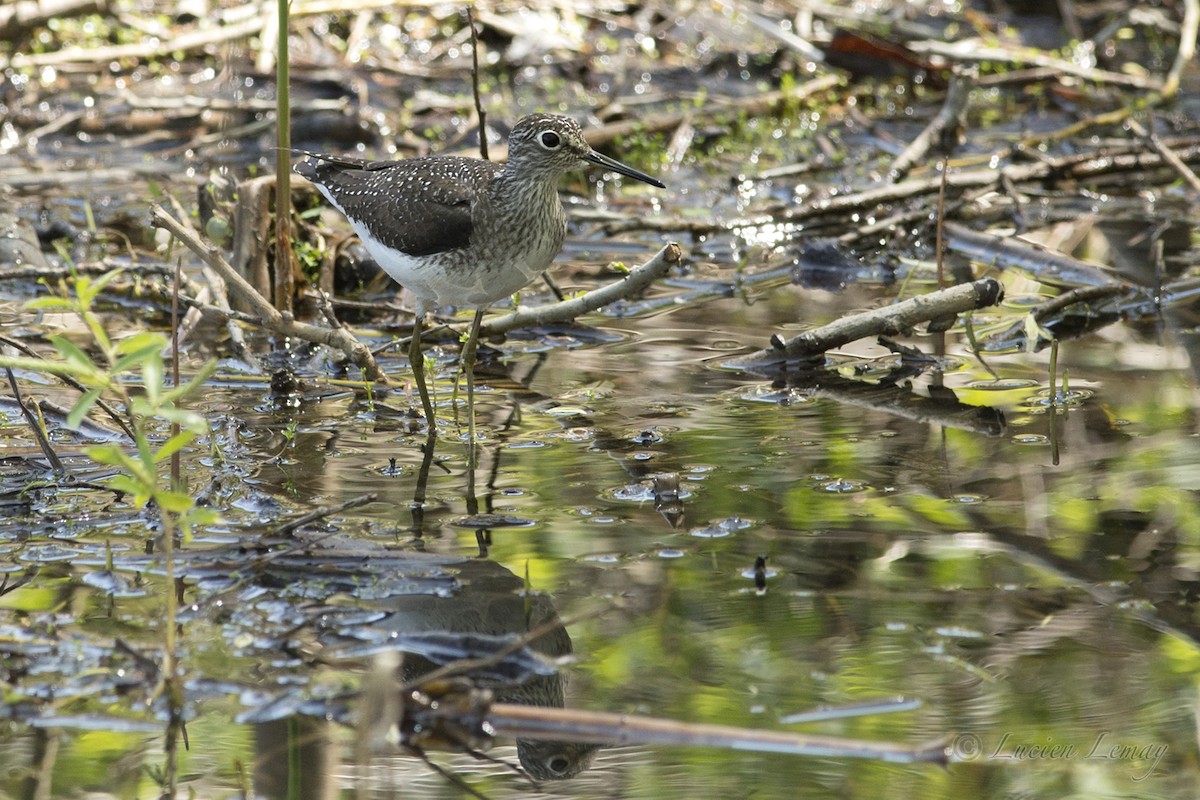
[294,154,501,257]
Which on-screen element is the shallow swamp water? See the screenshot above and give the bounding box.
[2,2,1200,798]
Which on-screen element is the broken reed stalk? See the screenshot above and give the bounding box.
[486,704,949,764]
[274,0,294,315]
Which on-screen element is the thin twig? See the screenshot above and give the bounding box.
[6,368,67,474]
[274,493,378,537]
[1126,117,1200,194]
[466,6,487,162]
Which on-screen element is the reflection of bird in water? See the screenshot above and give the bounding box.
[377,558,598,780]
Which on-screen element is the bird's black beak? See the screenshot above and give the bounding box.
[584,150,665,188]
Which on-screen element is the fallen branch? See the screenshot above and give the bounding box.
[274,493,378,537]
[149,203,387,382]
[481,243,681,336]
[728,277,1005,367]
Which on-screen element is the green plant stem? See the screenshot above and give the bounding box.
[274,0,293,314]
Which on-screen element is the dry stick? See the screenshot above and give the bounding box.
[742,5,827,63]
[149,203,387,382]
[728,278,1005,368]
[887,67,973,184]
[0,165,178,189]
[480,243,681,337]
[3,16,263,68]
[486,704,949,764]
[273,493,378,537]
[5,369,67,473]
[200,265,255,365]
[0,263,173,281]
[778,143,1200,225]
[1126,117,1200,194]
[941,221,1127,289]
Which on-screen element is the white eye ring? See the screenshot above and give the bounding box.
[539,131,561,149]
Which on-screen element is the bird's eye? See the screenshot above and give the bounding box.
[539,131,561,149]
[547,755,571,776]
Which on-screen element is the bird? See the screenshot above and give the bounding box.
[293,114,664,450]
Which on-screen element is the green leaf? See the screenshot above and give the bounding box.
[87,268,125,298]
[0,355,93,379]
[141,351,164,406]
[152,405,207,431]
[25,296,76,312]
[114,331,167,356]
[153,430,197,462]
[104,473,147,502]
[112,341,166,376]
[85,443,142,475]
[161,359,218,405]
[66,388,104,429]
[155,489,195,514]
[134,428,155,473]
[185,507,220,526]
[72,274,94,305]
[48,335,97,372]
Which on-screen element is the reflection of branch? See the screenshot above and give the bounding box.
[150,203,386,382]
[782,372,1006,437]
[980,527,1200,648]
[481,243,681,336]
[728,278,1004,367]
[487,703,948,763]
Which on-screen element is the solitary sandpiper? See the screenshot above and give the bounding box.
[294,113,664,442]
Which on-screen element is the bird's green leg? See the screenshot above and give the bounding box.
[461,308,485,469]
[409,313,437,432]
